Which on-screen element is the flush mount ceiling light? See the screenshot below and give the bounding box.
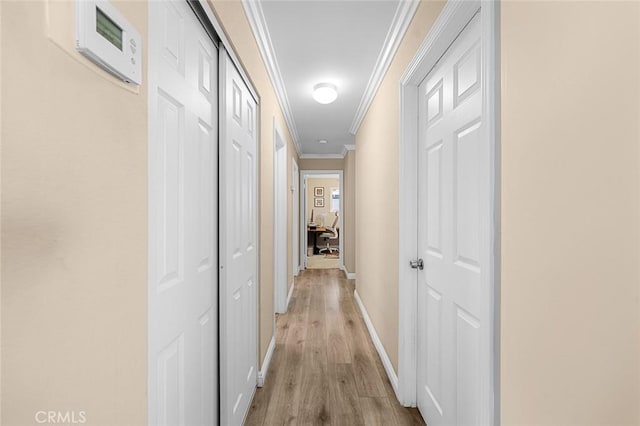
[318,139,328,144]
[312,83,338,104]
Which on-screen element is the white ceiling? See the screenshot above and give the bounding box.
[253,0,407,157]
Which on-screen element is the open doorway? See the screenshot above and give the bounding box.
[300,170,343,270]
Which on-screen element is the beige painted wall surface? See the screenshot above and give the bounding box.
[306,177,339,224]
[355,0,445,372]
[343,151,356,274]
[209,0,299,366]
[2,1,148,424]
[299,158,344,171]
[500,2,640,424]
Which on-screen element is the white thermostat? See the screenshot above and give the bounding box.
[76,0,142,85]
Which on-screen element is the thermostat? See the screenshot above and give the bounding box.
[76,0,142,85]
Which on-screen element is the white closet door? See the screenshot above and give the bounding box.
[219,48,259,426]
[416,12,491,426]
[148,1,218,425]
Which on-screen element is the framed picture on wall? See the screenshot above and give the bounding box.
[314,197,324,208]
[314,187,324,197]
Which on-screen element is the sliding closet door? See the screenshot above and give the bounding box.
[148,1,218,424]
[219,48,259,426]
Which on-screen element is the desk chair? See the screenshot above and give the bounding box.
[319,213,339,254]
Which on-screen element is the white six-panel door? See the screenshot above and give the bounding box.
[417,12,490,426]
[148,1,218,425]
[219,48,259,426]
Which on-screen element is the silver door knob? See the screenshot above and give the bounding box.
[410,259,424,270]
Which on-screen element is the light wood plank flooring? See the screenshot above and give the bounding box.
[245,269,426,426]
[306,255,340,269]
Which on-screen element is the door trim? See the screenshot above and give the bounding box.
[292,160,300,276]
[273,118,288,314]
[299,170,344,270]
[397,1,500,422]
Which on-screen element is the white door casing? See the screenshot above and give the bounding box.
[292,160,300,276]
[219,48,259,426]
[302,174,308,269]
[274,122,288,314]
[148,1,218,425]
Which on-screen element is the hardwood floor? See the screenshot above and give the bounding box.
[306,254,340,269]
[245,269,426,426]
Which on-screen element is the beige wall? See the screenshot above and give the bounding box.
[355,0,445,372]
[343,151,356,274]
[209,0,300,367]
[299,157,344,171]
[356,0,640,424]
[306,177,339,224]
[500,2,639,424]
[2,1,148,424]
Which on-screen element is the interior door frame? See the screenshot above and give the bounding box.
[397,0,500,423]
[299,170,344,270]
[292,160,300,276]
[273,118,288,314]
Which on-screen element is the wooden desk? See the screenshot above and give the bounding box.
[307,226,326,255]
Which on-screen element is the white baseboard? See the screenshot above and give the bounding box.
[257,335,276,387]
[286,281,294,309]
[340,264,356,280]
[353,290,399,398]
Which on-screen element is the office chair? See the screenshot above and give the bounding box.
[319,213,339,254]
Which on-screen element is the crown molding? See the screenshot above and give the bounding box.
[348,0,420,136]
[299,153,345,160]
[242,0,302,156]
[301,144,355,160]
[341,144,356,157]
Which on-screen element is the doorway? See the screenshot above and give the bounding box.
[300,170,343,270]
[398,0,499,425]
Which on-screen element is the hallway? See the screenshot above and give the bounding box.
[245,269,425,425]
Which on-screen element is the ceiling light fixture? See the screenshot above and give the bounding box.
[318,139,328,144]
[312,83,338,104]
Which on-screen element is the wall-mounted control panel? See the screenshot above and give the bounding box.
[76,0,142,85]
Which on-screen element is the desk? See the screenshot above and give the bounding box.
[307,226,326,255]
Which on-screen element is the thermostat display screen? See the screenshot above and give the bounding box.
[96,7,122,51]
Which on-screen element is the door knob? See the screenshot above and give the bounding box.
[410,259,424,270]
